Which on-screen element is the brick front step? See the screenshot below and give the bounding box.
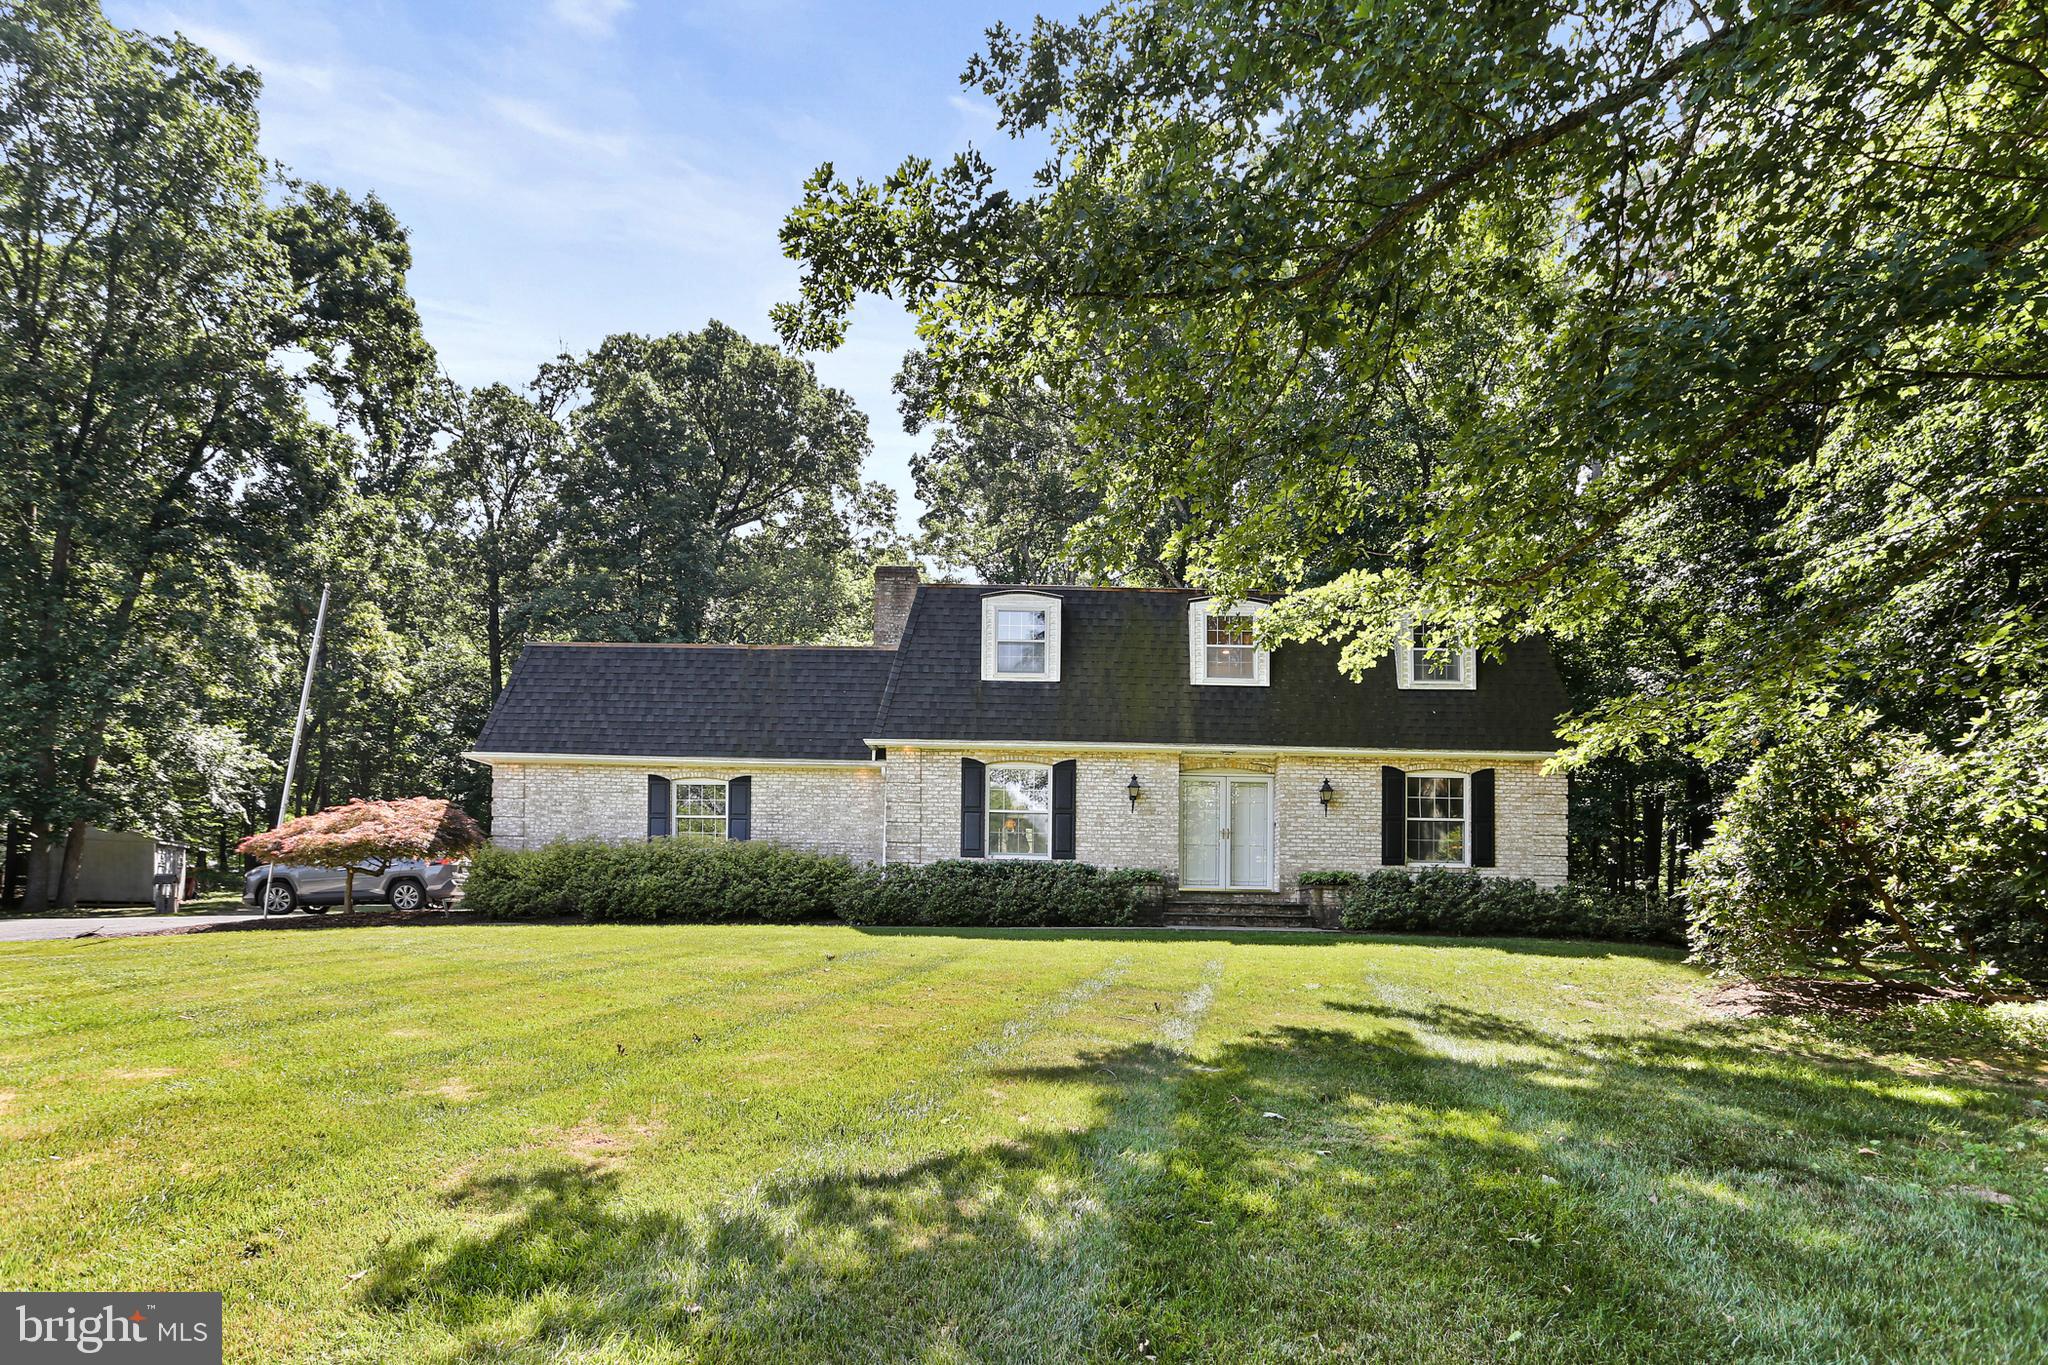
[1157,901,1322,931]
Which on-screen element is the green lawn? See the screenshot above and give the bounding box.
[2,925,2043,1363]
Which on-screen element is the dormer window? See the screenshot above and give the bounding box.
[1189,598,1270,686]
[1397,624,1477,690]
[1206,614,1257,679]
[1413,640,1462,684]
[995,609,1047,674]
[981,592,1061,681]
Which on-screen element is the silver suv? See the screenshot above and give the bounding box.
[242,860,460,914]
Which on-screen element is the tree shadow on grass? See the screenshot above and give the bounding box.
[359,1006,2045,1363]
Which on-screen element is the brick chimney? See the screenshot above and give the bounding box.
[873,564,919,649]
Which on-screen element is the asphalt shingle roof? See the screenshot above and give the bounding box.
[474,643,894,762]
[475,586,1567,761]
[871,586,1566,752]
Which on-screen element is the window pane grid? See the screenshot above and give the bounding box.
[997,641,1046,673]
[987,765,1051,859]
[995,609,1048,674]
[1412,646,1462,683]
[1204,614,1257,679]
[674,782,727,840]
[1405,775,1466,864]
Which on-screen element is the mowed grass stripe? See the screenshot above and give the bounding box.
[2,928,2043,1364]
[0,933,1048,1292]
[1352,948,2048,1360]
[662,949,1229,1362]
[357,940,1177,1360]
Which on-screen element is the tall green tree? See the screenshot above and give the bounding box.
[441,383,567,698]
[0,0,433,907]
[898,347,1097,584]
[898,344,1201,586]
[780,0,2048,894]
[533,322,876,642]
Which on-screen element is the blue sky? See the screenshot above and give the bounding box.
[106,0,1052,528]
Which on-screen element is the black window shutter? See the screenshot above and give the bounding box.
[1380,766,1406,866]
[1051,760,1077,861]
[647,775,671,840]
[727,776,752,842]
[1469,768,1496,868]
[960,758,986,858]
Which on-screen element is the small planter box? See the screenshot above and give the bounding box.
[1301,883,1344,930]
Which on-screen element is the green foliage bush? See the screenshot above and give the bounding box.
[836,859,1163,928]
[1334,868,1682,945]
[465,841,1164,927]
[464,838,859,923]
[1686,714,2048,993]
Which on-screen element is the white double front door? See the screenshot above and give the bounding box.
[1179,774,1273,890]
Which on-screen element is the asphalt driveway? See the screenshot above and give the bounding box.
[0,909,272,942]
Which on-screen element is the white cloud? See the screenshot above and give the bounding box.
[947,93,998,124]
[550,0,632,38]
[107,0,937,529]
[485,96,631,160]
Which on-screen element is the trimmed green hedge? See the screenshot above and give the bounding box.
[840,859,1163,928]
[464,838,860,923]
[1332,868,1683,945]
[464,840,1164,927]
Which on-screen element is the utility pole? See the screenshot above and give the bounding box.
[259,583,329,917]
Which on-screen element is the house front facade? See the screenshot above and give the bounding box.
[468,568,1570,898]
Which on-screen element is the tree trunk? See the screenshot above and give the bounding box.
[486,559,505,698]
[20,821,53,913]
[1641,792,1664,901]
[1684,765,1713,865]
[3,821,19,909]
[343,867,356,914]
[54,818,89,910]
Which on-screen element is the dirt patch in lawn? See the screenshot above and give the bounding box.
[416,1077,478,1103]
[555,1117,664,1169]
[1703,978,1968,1019]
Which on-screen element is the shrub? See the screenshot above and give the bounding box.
[464,838,860,923]
[1338,868,1682,944]
[1687,712,2048,993]
[465,841,1164,928]
[836,860,1165,928]
[1297,869,1367,887]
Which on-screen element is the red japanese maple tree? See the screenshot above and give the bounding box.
[239,798,486,913]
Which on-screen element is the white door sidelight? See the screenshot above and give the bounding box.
[1179,775,1274,891]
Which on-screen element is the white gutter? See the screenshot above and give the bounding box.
[861,739,1558,761]
[462,750,881,769]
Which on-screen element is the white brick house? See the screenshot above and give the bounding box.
[468,570,1570,899]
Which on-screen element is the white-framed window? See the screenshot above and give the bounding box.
[986,764,1052,859]
[1405,772,1467,865]
[981,592,1061,681]
[1396,624,1477,690]
[1188,598,1270,686]
[996,608,1047,674]
[674,780,729,839]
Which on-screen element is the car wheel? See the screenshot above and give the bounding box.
[260,881,297,915]
[387,878,425,912]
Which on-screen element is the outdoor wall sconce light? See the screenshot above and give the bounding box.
[1127,773,1143,811]
[1319,778,1335,813]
